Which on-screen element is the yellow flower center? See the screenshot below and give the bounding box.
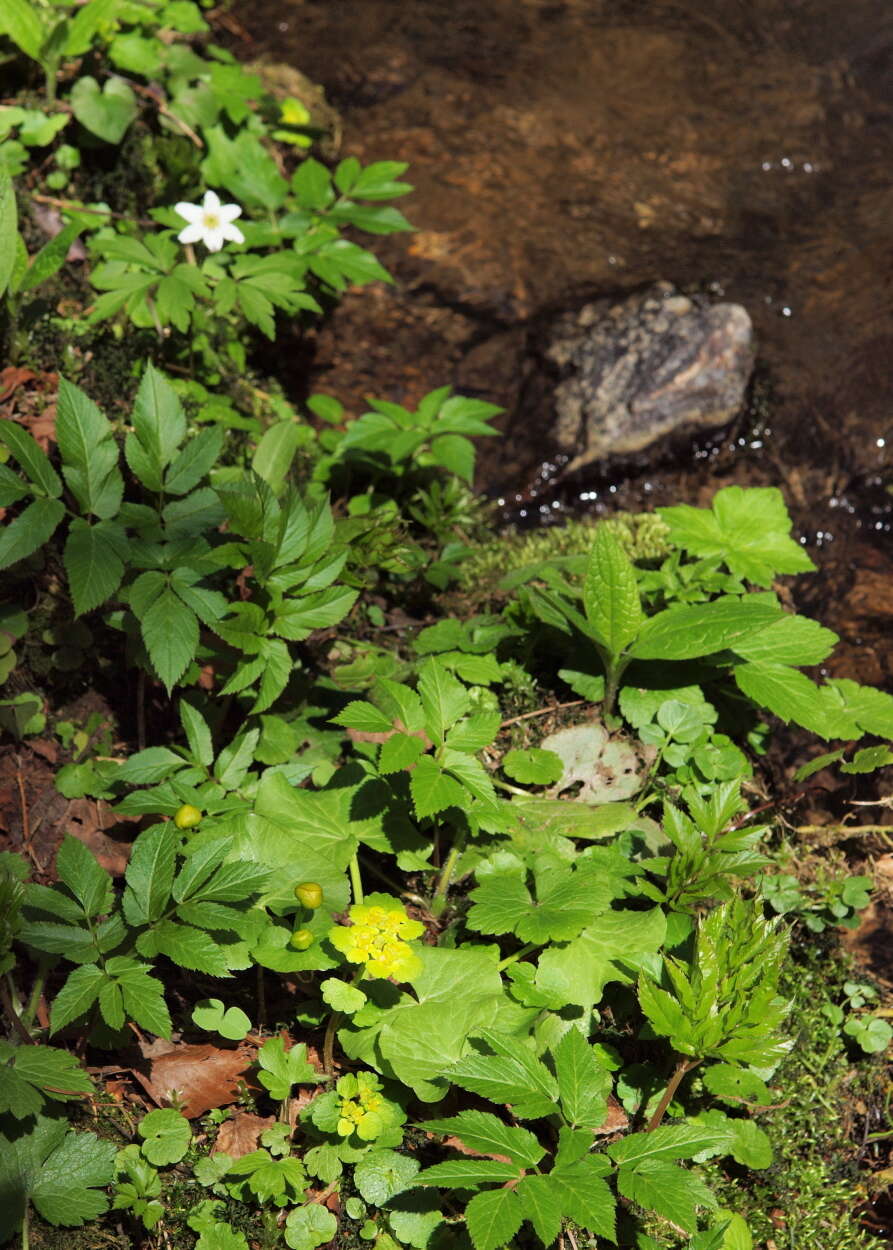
[202,211,221,230]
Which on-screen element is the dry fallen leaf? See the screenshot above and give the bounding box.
[213,1110,275,1157]
[132,1042,256,1118]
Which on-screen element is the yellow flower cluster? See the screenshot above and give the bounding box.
[329,903,424,982]
[336,1080,385,1138]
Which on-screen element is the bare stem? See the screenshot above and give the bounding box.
[646,1056,700,1133]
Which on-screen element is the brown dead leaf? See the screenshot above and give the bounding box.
[132,1042,256,1118]
[593,1094,629,1136]
[213,1110,275,1157]
[29,739,59,765]
[346,719,433,749]
[0,368,36,402]
[65,798,134,875]
[437,1135,511,1166]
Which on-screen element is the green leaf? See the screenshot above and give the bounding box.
[608,1123,733,1167]
[0,419,62,498]
[730,613,837,666]
[465,1188,524,1250]
[515,1174,563,1246]
[333,701,394,733]
[50,964,104,1034]
[0,172,17,298]
[659,486,815,586]
[828,678,893,739]
[409,755,467,819]
[415,1158,521,1188]
[56,378,123,519]
[0,1044,93,1118]
[180,700,214,767]
[548,1155,616,1240]
[141,587,199,692]
[192,998,251,1040]
[290,157,334,210]
[55,835,111,917]
[123,823,178,926]
[379,732,426,774]
[733,663,850,740]
[16,221,83,294]
[130,363,187,483]
[284,1203,337,1250]
[107,957,172,1038]
[617,1158,716,1233]
[70,75,138,144]
[502,748,564,786]
[214,727,260,791]
[0,0,43,61]
[253,422,303,493]
[535,907,666,1008]
[422,1110,544,1169]
[29,1124,117,1227]
[139,1108,191,1165]
[553,1027,611,1130]
[320,978,367,1014]
[141,919,233,977]
[63,518,126,616]
[583,524,643,656]
[0,496,65,570]
[164,426,223,496]
[629,598,784,661]
[417,657,471,742]
[257,1036,322,1100]
[272,584,357,640]
[448,1029,558,1120]
[468,868,604,944]
[64,0,119,55]
[353,1149,419,1205]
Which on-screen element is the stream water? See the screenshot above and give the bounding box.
[235,0,893,685]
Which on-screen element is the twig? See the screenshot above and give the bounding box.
[14,759,30,850]
[645,1056,700,1132]
[31,194,156,228]
[0,978,36,1044]
[500,698,585,729]
[130,81,204,148]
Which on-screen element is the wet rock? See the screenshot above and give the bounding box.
[545,282,755,473]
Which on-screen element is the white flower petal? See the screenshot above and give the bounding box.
[177,222,204,244]
[202,189,222,213]
[218,202,242,224]
[221,221,245,245]
[174,201,203,224]
[203,227,225,252]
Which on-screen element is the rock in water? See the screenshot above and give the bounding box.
[546,282,755,472]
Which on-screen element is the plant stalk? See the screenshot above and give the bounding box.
[645,1056,700,1132]
[349,853,364,906]
[430,826,468,918]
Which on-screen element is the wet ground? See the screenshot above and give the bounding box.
[233,0,893,678]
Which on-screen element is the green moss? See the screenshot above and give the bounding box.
[457,511,671,597]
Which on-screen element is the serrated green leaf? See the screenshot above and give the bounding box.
[409,755,467,819]
[465,1187,524,1250]
[17,221,83,294]
[448,1030,558,1119]
[379,732,426,774]
[165,425,224,495]
[30,1127,117,1226]
[124,823,177,925]
[630,598,784,662]
[50,964,104,1034]
[0,171,18,297]
[0,419,62,497]
[617,1158,716,1233]
[828,678,893,739]
[180,700,214,767]
[55,835,111,918]
[609,1122,733,1167]
[536,907,666,1008]
[257,1036,322,1100]
[417,657,471,743]
[0,496,65,570]
[56,378,123,519]
[333,700,394,733]
[63,518,126,616]
[141,587,199,693]
[515,1174,563,1246]
[553,1027,611,1130]
[131,363,186,482]
[422,1110,544,1169]
[548,1155,616,1240]
[142,919,233,976]
[659,486,815,586]
[583,524,643,656]
[107,958,171,1038]
[730,612,837,665]
[733,663,851,740]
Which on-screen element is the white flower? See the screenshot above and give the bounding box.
[174,189,244,253]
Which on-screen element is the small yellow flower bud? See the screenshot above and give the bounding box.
[294,882,324,910]
[174,804,202,829]
[289,928,314,951]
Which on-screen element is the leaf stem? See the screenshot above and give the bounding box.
[349,853,364,905]
[0,977,35,1045]
[497,942,538,972]
[430,826,468,918]
[645,1056,700,1132]
[20,958,50,1034]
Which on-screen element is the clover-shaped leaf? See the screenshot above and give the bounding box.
[192,998,252,1041]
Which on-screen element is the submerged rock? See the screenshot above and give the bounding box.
[546,282,755,473]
